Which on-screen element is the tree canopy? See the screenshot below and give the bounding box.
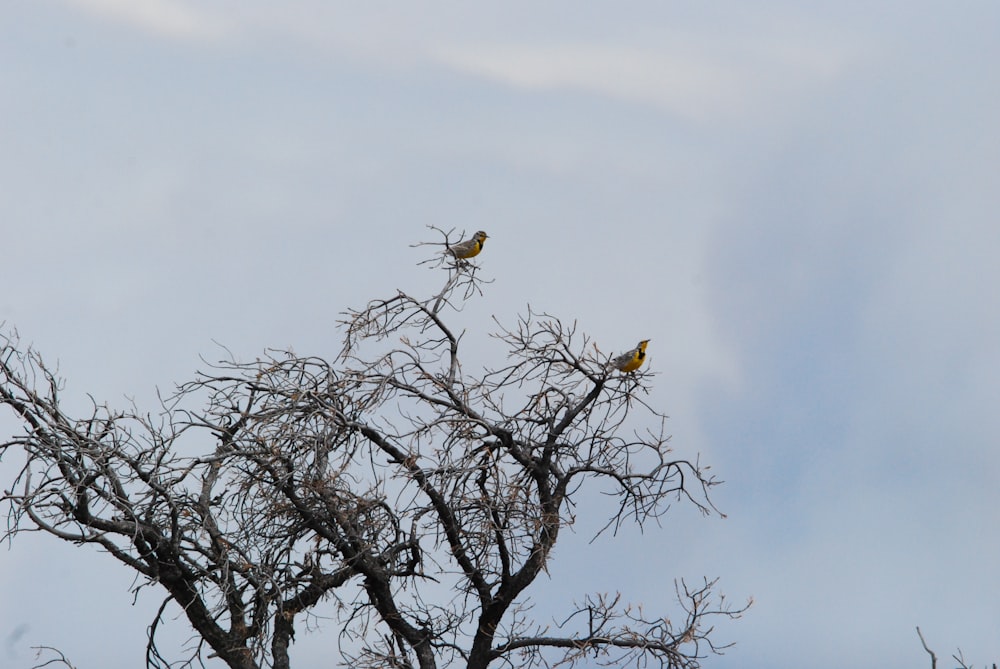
[1,231,748,669]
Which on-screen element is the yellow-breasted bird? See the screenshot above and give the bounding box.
[609,339,650,373]
[447,230,489,259]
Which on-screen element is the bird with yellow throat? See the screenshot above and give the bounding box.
[447,231,489,259]
[609,339,650,373]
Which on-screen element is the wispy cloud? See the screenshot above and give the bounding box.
[62,0,229,42]
[432,38,856,122]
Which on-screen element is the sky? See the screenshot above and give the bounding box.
[2,1,999,667]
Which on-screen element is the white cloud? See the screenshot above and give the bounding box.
[435,44,733,120]
[431,37,856,122]
[61,0,229,42]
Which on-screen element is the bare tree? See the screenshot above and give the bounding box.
[917,627,998,669]
[1,230,748,669]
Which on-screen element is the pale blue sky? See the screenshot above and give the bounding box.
[2,2,999,667]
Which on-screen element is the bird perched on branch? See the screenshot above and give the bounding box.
[609,339,650,373]
[447,230,489,259]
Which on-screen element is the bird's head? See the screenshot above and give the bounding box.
[637,339,650,351]
[475,231,489,242]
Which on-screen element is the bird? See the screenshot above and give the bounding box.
[447,230,489,259]
[608,339,650,373]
